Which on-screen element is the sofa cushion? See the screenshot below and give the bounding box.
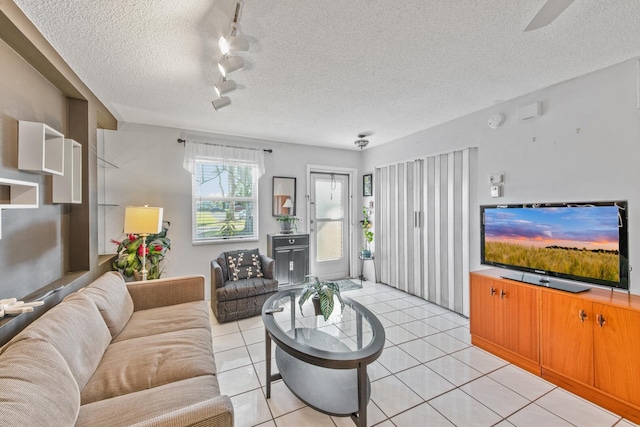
[215,277,278,302]
[112,301,210,343]
[225,249,264,280]
[0,339,80,426]
[81,327,216,404]
[82,271,134,338]
[16,291,111,391]
[76,375,223,427]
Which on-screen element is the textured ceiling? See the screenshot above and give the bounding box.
[12,0,640,150]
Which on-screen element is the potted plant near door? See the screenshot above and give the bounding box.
[360,206,374,258]
[298,276,345,321]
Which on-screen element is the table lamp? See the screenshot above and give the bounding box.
[124,206,163,281]
[282,198,293,215]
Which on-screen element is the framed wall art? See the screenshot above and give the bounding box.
[363,174,372,197]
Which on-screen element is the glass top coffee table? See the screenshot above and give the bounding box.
[262,289,385,427]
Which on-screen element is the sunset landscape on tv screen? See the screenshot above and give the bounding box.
[483,205,620,282]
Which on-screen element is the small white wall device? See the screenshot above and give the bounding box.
[487,114,504,129]
[517,102,541,121]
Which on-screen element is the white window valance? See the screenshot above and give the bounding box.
[182,141,265,177]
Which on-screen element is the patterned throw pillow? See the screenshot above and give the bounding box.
[226,249,264,281]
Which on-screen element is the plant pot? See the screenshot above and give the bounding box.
[361,249,372,259]
[312,295,322,316]
[280,220,293,234]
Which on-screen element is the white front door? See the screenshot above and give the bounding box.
[309,172,350,280]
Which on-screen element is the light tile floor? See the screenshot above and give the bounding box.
[210,281,638,427]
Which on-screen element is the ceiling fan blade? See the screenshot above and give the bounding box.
[524,0,575,32]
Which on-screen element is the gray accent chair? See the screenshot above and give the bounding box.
[211,249,278,323]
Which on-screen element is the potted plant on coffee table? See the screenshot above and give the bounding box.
[298,275,345,321]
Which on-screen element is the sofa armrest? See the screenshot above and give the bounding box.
[211,259,225,290]
[126,275,205,311]
[128,395,234,427]
[260,254,275,279]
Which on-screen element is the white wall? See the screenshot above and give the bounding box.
[363,58,640,295]
[100,123,361,298]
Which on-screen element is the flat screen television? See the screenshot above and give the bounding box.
[481,201,629,290]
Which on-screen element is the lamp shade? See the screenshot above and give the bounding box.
[124,206,163,234]
[218,56,244,77]
[282,198,293,209]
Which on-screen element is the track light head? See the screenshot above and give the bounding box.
[219,35,249,55]
[212,97,231,111]
[218,55,244,77]
[214,80,237,96]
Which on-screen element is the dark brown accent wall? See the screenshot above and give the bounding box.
[0,1,117,346]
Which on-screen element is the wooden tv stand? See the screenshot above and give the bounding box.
[470,269,640,423]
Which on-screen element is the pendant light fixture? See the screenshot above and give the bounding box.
[354,134,369,150]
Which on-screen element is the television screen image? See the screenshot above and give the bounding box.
[481,202,628,289]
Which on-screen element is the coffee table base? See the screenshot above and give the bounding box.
[275,346,371,416]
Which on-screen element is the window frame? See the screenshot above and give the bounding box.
[191,157,260,245]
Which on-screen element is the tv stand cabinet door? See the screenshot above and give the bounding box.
[470,274,502,345]
[540,291,594,385]
[593,304,640,408]
[503,281,539,363]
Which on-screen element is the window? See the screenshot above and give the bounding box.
[192,159,259,243]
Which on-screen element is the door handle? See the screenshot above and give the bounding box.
[578,309,588,323]
[500,289,506,299]
[597,314,606,328]
[490,287,496,296]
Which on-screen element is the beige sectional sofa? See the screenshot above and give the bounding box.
[0,271,234,427]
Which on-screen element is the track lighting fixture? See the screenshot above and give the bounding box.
[217,56,244,77]
[214,79,237,96]
[354,134,369,150]
[219,35,249,55]
[212,97,231,111]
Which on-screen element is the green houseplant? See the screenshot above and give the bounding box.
[360,206,374,257]
[112,221,171,280]
[276,215,299,234]
[298,276,345,321]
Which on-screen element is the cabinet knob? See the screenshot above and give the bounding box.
[500,289,506,299]
[288,239,295,244]
[597,314,606,328]
[578,309,588,323]
[490,287,496,296]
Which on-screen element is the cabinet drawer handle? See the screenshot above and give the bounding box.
[500,289,506,299]
[578,309,588,323]
[288,239,295,244]
[597,314,606,328]
[490,287,496,296]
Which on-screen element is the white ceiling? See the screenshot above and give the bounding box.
[12,0,640,150]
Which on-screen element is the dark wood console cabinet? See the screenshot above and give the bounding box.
[471,269,640,423]
[267,234,309,287]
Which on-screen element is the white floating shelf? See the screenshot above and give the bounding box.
[53,139,82,204]
[18,121,65,175]
[0,178,39,239]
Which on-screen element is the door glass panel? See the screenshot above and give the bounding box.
[315,177,344,263]
[316,221,343,261]
[315,180,343,219]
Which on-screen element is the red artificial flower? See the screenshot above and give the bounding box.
[111,239,122,245]
[128,234,137,241]
[137,245,149,257]
[154,245,162,252]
